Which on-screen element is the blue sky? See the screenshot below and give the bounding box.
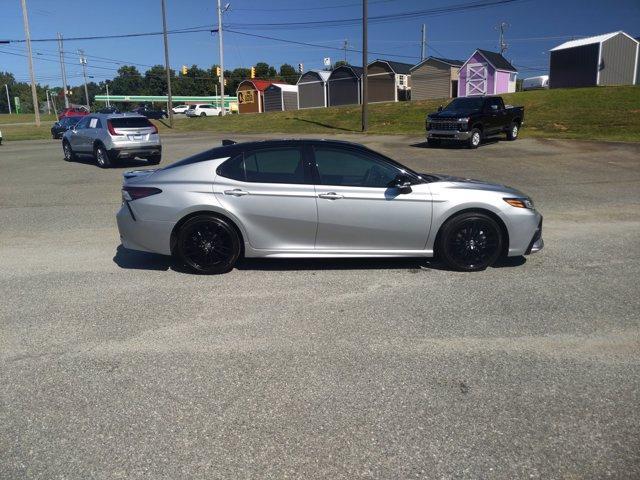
[1,0,639,87]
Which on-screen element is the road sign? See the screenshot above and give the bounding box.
[323,57,331,67]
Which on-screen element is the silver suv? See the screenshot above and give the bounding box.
[62,113,162,168]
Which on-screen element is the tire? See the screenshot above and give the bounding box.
[468,128,482,149]
[200,112,206,117]
[62,140,75,161]
[506,122,519,141]
[94,144,112,168]
[218,112,222,117]
[437,212,503,271]
[176,215,241,274]
[427,138,441,148]
[148,154,161,165]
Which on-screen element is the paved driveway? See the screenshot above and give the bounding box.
[1,134,639,479]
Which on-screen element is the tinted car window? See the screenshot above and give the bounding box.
[487,98,502,111]
[217,148,305,184]
[109,117,153,128]
[313,147,399,188]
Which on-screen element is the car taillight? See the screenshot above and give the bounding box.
[107,120,119,136]
[122,186,162,201]
[149,123,158,134]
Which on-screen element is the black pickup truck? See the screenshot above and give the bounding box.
[426,96,524,149]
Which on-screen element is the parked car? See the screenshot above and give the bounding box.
[185,104,223,117]
[51,116,82,139]
[131,105,167,119]
[116,139,543,274]
[171,104,190,114]
[62,113,161,168]
[97,106,120,114]
[426,96,524,148]
[58,106,89,120]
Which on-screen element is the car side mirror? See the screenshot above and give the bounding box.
[389,174,412,194]
[437,105,443,112]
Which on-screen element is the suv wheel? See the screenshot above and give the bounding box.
[62,140,75,161]
[148,154,161,165]
[94,144,112,168]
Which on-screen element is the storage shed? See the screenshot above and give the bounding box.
[409,57,464,100]
[237,80,284,114]
[458,49,517,97]
[549,31,639,88]
[263,84,299,112]
[297,70,330,109]
[327,65,363,106]
[366,60,413,102]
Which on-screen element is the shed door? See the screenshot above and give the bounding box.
[466,63,487,96]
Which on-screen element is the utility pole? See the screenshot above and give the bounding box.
[4,84,11,114]
[45,90,51,114]
[105,81,110,107]
[78,49,90,110]
[361,0,368,132]
[496,22,509,54]
[20,0,40,126]
[420,24,426,61]
[57,33,69,108]
[161,0,174,127]
[343,39,348,63]
[216,0,228,116]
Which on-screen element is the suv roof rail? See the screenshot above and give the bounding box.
[221,139,236,146]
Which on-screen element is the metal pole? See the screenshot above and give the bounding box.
[57,33,69,109]
[51,93,58,116]
[217,0,226,116]
[161,0,174,127]
[4,84,11,114]
[215,83,218,109]
[105,82,110,107]
[46,90,51,114]
[20,0,40,126]
[361,0,368,132]
[78,49,90,110]
[421,24,426,61]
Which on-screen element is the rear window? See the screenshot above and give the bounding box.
[110,117,153,128]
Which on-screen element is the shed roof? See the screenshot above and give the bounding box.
[329,65,364,79]
[370,59,414,74]
[297,70,331,84]
[550,31,639,51]
[238,79,285,92]
[475,49,517,71]
[410,56,464,71]
[266,83,298,92]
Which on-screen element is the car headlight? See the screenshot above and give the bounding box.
[457,117,469,123]
[504,197,534,209]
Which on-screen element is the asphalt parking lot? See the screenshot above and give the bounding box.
[1,133,639,479]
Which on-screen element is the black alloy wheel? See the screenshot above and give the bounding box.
[438,212,503,271]
[177,215,241,274]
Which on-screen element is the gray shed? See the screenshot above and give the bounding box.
[297,70,330,109]
[409,57,464,100]
[263,84,299,112]
[327,65,363,107]
[366,60,413,102]
[549,31,639,88]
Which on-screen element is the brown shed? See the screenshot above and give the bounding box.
[409,57,463,100]
[367,59,413,103]
[237,80,284,114]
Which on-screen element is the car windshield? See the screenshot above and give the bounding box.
[62,117,81,126]
[443,97,485,113]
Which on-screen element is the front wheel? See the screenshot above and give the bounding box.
[176,215,241,274]
[200,112,206,117]
[147,154,161,165]
[94,144,112,168]
[437,212,503,271]
[427,138,441,148]
[468,128,482,149]
[62,140,75,161]
[506,122,519,141]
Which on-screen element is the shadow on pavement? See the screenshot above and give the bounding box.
[292,118,357,133]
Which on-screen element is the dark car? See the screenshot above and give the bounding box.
[51,116,82,139]
[131,105,167,120]
[426,96,524,149]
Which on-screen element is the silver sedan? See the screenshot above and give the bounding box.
[116,139,543,274]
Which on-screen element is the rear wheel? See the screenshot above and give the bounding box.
[176,215,241,274]
[94,144,112,168]
[437,212,503,271]
[148,154,161,165]
[200,112,206,117]
[62,140,75,161]
[468,128,482,149]
[506,122,519,141]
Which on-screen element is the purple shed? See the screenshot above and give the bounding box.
[458,49,518,97]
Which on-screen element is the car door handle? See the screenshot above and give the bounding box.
[318,192,344,200]
[224,189,249,196]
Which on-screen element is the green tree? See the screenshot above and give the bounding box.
[279,64,299,85]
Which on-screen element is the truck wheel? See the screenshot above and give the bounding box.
[506,123,519,141]
[427,138,441,148]
[468,128,482,149]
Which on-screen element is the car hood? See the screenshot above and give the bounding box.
[428,111,476,120]
[424,173,527,196]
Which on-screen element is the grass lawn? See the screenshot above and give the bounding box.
[1,86,638,142]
